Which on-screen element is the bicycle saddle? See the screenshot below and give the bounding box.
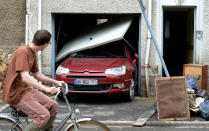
[10,106,28,117]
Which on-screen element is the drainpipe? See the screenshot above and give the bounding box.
[25,14,29,45]
[144,0,152,97]
[38,0,42,72]
[138,0,170,77]
[25,0,30,45]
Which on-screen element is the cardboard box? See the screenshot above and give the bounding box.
[183,64,208,91]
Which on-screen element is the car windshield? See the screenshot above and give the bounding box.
[71,41,127,58]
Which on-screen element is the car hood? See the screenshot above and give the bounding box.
[62,58,128,72]
[56,16,133,62]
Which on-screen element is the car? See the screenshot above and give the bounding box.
[55,16,139,101]
[56,40,138,101]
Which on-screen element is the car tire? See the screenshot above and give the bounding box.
[124,78,135,101]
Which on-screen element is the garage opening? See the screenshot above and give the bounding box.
[51,14,140,95]
[163,8,194,76]
[53,14,139,68]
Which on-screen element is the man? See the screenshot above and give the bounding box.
[1,30,63,131]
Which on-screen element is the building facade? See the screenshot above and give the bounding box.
[1,0,208,95]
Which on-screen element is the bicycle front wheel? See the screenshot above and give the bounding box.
[66,119,110,131]
[0,117,22,131]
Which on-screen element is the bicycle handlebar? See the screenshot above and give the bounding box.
[54,83,69,100]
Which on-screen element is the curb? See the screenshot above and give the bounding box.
[53,119,134,126]
[53,119,209,127]
[146,120,209,127]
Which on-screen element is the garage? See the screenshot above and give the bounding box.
[50,14,141,99]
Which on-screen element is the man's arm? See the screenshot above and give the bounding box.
[32,71,63,86]
[20,71,57,94]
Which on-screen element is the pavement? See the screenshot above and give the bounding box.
[0,93,209,130]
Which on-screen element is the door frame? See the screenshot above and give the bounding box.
[158,7,199,75]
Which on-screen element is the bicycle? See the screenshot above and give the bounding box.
[0,83,110,131]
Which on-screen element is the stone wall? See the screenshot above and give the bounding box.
[0,0,26,90]
[0,0,26,46]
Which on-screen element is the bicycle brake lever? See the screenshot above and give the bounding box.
[54,87,61,100]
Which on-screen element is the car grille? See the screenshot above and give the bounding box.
[67,76,106,79]
[68,84,111,92]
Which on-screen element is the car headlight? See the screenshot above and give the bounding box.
[105,65,126,76]
[56,65,69,75]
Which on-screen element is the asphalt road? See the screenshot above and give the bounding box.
[0,93,208,131]
[56,94,155,122]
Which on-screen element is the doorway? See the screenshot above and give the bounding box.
[163,8,194,76]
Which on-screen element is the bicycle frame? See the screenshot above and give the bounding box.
[0,84,99,131]
[53,113,71,131]
[53,88,73,131]
[53,84,81,131]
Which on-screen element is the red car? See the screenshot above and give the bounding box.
[55,16,138,101]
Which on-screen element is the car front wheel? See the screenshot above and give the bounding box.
[124,78,135,101]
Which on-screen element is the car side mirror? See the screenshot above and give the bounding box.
[134,53,139,59]
[132,53,139,64]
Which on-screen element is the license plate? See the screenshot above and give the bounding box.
[74,79,98,85]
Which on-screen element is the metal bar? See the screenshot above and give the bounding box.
[51,14,55,79]
[138,0,170,77]
[193,7,197,64]
[54,113,71,131]
[138,15,142,95]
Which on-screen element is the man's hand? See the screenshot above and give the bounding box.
[55,80,65,87]
[46,86,58,95]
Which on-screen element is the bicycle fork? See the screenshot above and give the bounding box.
[72,119,79,131]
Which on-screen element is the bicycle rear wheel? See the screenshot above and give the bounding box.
[0,117,22,131]
[66,120,110,131]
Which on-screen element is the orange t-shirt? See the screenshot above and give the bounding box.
[1,46,39,105]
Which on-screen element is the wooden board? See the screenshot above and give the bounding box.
[155,76,190,121]
[133,107,155,127]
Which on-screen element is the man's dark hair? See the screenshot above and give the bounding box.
[32,30,51,45]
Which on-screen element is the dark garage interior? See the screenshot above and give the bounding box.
[54,14,140,69]
[52,14,140,94]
